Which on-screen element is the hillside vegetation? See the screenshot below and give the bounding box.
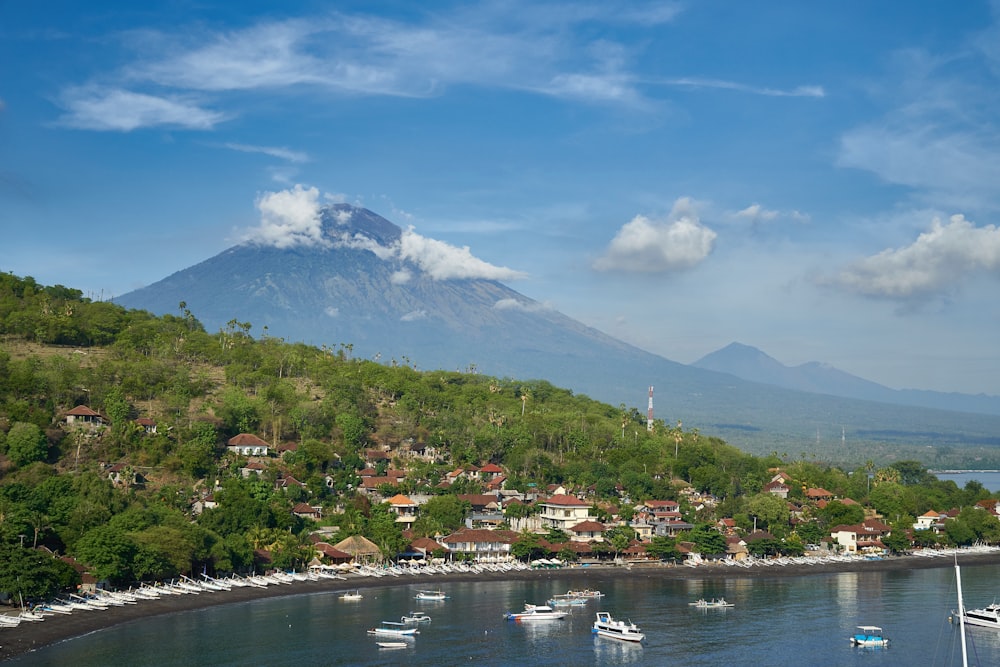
[0,271,995,600]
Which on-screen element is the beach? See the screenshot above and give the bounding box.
[3,550,999,662]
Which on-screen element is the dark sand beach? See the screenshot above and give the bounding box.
[3,551,999,662]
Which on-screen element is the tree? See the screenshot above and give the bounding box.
[644,535,680,562]
[510,531,546,561]
[881,532,912,554]
[412,496,470,537]
[604,525,636,559]
[688,524,727,556]
[817,501,865,528]
[746,493,790,534]
[5,421,48,466]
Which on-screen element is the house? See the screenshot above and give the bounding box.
[806,488,834,502]
[913,510,948,533]
[440,528,518,561]
[240,461,267,478]
[538,494,594,535]
[764,480,790,498]
[227,433,269,457]
[830,518,891,553]
[386,494,419,526]
[65,405,105,428]
[313,542,353,564]
[333,534,383,563]
[135,417,157,434]
[569,519,606,542]
[292,503,321,520]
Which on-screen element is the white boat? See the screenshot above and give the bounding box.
[849,625,889,647]
[689,597,734,608]
[415,589,449,601]
[368,621,419,636]
[376,641,410,649]
[549,594,587,607]
[340,590,363,601]
[592,611,645,643]
[954,600,1000,630]
[566,589,605,599]
[504,603,568,621]
[401,611,432,623]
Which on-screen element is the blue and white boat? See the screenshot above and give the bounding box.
[849,625,889,647]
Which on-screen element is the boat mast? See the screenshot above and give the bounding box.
[955,556,968,667]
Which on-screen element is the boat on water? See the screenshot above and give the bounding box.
[549,593,588,607]
[415,589,449,601]
[504,603,568,621]
[340,590,363,601]
[953,600,1000,630]
[367,621,419,636]
[376,641,410,649]
[592,611,645,643]
[566,589,604,599]
[401,611,432,623]
[689,598,734,608]
[849,625,889,647]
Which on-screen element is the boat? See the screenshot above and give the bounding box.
[592,611,645,643]
[566,589,605,599]
[414,589,449,601]
[401,611,432,623]
[689,597,734,608]
[849,625,889,647]
[367,621,419,636]
[340,590,363,601]
[504,603,568,621]
[548,594,587,607]
[376,641,410,649]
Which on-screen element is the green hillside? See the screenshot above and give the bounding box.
[0,271,996,600]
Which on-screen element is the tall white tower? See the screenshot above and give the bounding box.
[647,386,654,432]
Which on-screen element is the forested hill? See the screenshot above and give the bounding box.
[0,270,996,601]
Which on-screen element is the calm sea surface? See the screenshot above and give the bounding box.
[934,471,1000,493]
[9,561,1000,666]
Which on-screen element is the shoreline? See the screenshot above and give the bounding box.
[3,550,999,661]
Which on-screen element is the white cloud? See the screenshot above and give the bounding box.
[325,306,339,317]
[593,197,717,272]
[398,227,527,281]
[400,309,427,321]
[656,77,825,98]
[830,214,1000,298]
[243,184,329,249]
[57,87,225,131]
[390,270,412,284]
[223,142,309,163]
[330,231,396,259]
[494,298,553,312]
[734,203,780,222]
[239,185,525,280]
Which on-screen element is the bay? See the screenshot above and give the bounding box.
[933,471,1000,493]
[10,562,1000,666]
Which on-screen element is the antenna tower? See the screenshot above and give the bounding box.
[647,386,654,432]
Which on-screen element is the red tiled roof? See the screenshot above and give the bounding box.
[542,494,589,507]
[66,405,102,417]
[228,433,269,447]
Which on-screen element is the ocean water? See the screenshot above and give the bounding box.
[9,561,1000,666]
[934,471,1000,493]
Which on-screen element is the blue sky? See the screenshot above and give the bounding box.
[3,1,1000,396]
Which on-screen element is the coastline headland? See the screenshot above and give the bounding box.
[3,549,999,662]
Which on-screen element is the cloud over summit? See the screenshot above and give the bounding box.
[242,185,525,281]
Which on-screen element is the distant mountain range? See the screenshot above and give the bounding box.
[117,205,1000,463]
[693,342,1000,417]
